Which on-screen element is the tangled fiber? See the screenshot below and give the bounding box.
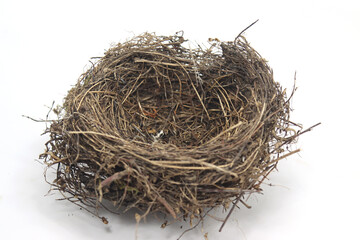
[41,31,308,227]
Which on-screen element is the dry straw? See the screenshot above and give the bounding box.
[40,30,317,230]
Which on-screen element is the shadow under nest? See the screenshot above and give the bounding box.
[41,32,301,225]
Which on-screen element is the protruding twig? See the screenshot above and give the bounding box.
[22,115,52,122]
[298,122,321,136]
[177,208,214,240]
[219,194,242,232]
[234,19,259,43]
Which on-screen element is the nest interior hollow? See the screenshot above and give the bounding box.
[42,32,299,220]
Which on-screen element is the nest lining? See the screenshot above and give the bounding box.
[41,32,301,222]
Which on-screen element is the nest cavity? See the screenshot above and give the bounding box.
[41,32,300,221]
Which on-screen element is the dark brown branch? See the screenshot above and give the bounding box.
[234,19,259,43]
[219,194,242,232]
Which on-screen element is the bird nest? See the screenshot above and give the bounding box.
[41,32,304,226]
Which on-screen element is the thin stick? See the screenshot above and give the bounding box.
[234,19,259,43]
[22,115,52,122]
[177,208,214,240]
[219,194,241,232]
[46,101,55,121]
[298,122,321,136]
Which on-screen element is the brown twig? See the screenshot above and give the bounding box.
[100,169,131,188]
[219,194,242,232]
[234,19,259,43]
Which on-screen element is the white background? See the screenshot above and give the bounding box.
[1,0,359,239]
